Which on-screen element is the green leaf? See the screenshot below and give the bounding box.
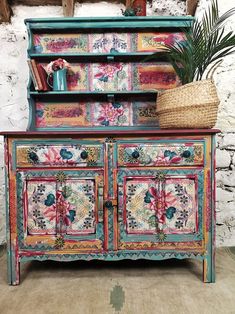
[146,0,235,83]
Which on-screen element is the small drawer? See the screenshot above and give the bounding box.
[117,141,204,167]
[15,142,104,168]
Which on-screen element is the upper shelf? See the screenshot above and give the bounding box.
[25,16,193,58]
[25,16,194,31]
[28,52,167,62]
[29,90,159,102]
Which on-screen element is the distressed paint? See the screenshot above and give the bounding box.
[0,0,234,248]
[15,141,104,168]
[117,141,204,167]
[3,132,217,284]
[31,31,185,54]
[16,169,105,251]
[0,12,219,285]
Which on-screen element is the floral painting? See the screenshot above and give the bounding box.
[35,102,90,128]
[32,32,185,54]
[124,177,197,234]
[40,62,178,92]
[26,179,96,235]
[93,102,131,126]
[27,180,57,235]
[35,101,157,129]
[33,34,88,54]
[91,63,130,91]
[136,32,185,52]
[118,143,204,167]
[16,143,103,167]
[90,33,130,53]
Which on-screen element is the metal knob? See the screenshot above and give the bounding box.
[182,150,191,158]
[80,151,88,160]
[132,150,140,159]
[105,201,113,208]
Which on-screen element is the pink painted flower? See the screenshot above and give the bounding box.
[98,103,124,125]
[95,63,123,82]
[145,187,177,224]
[44,191,75,226]
[46,39,77,53]
[154,151,182,166]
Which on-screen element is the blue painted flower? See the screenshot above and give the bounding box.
[67,210,76,223]
[60,148,73,160]
[165,207,176,219]
[144,191,152,203]
[44,194,55,206]
[164,150,177,160]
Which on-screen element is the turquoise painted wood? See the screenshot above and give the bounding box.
[25,16,192,132]
[3,132,217,285]
[2,17,218,285]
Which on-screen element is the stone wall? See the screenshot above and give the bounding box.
[0,0,234,246]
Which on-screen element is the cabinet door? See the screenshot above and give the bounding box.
[117,169,204,251]
[16,169,104,252]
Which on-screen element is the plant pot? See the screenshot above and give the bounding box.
[156,79,220,129]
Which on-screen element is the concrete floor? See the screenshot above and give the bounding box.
[0,248,235,314]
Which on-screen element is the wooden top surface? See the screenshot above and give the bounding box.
[0,129,220,137]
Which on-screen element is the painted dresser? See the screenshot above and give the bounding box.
[2,17,219,285]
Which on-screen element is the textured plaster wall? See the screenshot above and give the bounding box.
[0,0,234,246]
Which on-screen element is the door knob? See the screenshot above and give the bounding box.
[131,150,140,159]
[80,151,88,159]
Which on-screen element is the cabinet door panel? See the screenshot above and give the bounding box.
[26,179,57,235]
[63,179,96,235]
[125,176,197,235]
[117,169,204,250]
[17,170,104,252]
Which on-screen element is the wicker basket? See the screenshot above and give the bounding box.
[156,79,220,129]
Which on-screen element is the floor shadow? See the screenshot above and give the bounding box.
[20,257,202,283]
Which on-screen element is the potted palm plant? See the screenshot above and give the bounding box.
[155,0,235,128]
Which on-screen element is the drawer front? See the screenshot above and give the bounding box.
[117,141,204,167]
[15,141,104,168]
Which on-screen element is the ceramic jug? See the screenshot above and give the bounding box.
[48,68,68,91]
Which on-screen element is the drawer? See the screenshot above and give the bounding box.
[15,141,104,168]
[117,141,204,167]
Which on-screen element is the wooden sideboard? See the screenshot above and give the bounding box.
[2,129,218,284]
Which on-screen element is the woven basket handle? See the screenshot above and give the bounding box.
[206,60,223,80]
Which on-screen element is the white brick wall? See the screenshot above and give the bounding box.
[0,0,234,246]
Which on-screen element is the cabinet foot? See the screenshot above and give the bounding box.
[203,255,215,283]
[8,251,20,285]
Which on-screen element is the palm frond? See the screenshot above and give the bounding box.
[163,0,235,83]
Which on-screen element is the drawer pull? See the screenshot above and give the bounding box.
[80,151,88,160]
[132,151,140,159]
[181,150,191,158]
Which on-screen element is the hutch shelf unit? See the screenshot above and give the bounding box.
[3,17,218,285]
[25,16,193,132]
